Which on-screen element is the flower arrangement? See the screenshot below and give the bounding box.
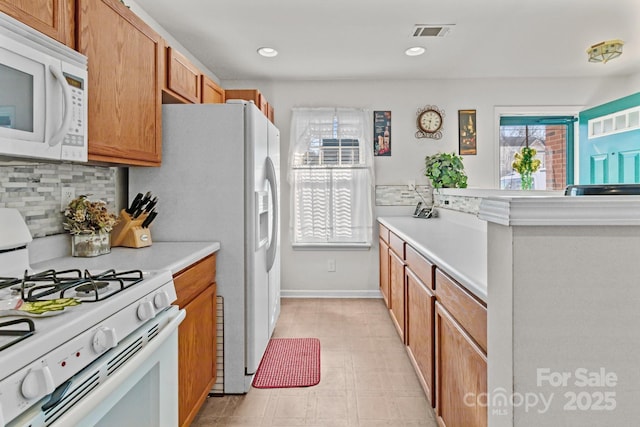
[424,152,468,189]
[63,195,118,235]
[512,146,541,190]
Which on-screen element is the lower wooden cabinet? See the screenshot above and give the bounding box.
[435,303,487,427]
[178,282,216,427]
[389,248,406,341]
[379,237,390,306]
[377,221,487,426]
[173,254,217,427]
[405,267,435,404]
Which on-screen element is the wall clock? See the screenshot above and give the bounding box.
[416,105,444,139]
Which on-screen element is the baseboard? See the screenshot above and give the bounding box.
[281,289,383,299]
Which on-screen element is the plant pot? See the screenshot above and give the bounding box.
[71,232,111,257]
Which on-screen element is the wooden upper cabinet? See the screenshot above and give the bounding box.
[201,74,225,104]
[77,0,163,166]
[0,0,74,47]
[165,46,201,104]
[225,88,273,121]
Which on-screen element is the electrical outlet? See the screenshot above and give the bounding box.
[408,180,415,191]
[61,187,75,211]
[327,259,336,272]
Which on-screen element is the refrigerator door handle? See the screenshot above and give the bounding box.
[265,156,278,272]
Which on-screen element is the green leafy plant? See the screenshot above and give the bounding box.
[424,152,468,189]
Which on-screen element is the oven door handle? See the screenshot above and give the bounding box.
[48,308,186,426]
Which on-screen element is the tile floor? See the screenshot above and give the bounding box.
[191,298,438,426]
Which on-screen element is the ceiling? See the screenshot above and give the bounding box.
[133,0,640,82]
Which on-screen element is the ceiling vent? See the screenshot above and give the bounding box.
[412,25,454,38]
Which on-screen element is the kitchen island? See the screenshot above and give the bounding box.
[379,190,640,427]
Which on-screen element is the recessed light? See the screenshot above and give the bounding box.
[257,47,278,57]
[405,47,425,56]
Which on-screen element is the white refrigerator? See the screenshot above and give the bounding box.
[129,101,281,394]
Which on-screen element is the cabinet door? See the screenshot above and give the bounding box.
[406,267,435,405]
[389,248,405,341]
[435,303,487,427]
[225,88,268,114]
[166,47,201,104]
[179,283,217,427]
[201,74,225,104]
[77,0,163,166]
[0,0,74,46]
[379,237,390,307]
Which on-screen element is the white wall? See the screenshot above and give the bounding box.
[222,76,634,295]
[128,0,220,84]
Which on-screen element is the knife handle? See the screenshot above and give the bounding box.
[127,193,143,214]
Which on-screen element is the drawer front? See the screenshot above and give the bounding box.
[405,245,434,290]
[378,223,390,243]
[389,231,405,258]
[173,254,216,307]
[435,268,487,353]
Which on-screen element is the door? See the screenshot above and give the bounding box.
[579,93,640,184]
[245,101,271,375]
[266,120,281,336]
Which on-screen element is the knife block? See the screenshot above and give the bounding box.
[110,210,153,248]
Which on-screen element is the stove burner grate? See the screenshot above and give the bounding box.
[0,277,21,290]
[0,318,35,351]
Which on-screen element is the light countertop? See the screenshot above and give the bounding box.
[378,212,487,302]
[31,241,220,275]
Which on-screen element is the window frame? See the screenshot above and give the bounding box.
[289,108,374,249]
[494,106,582,188]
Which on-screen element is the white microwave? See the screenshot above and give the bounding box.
[0,13,87,162]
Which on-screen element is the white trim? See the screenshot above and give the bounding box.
[479,196,640,226]
[281,289,382,298]
[588,106,640,139]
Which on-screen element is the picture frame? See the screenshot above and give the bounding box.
[373,110,391,156]
[458,109,477,155]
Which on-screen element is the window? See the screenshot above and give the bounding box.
[288,108,374,247]
[499,116,576,190]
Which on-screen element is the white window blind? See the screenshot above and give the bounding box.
[288,108,374,247]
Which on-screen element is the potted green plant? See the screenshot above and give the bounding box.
[424,152,468,188]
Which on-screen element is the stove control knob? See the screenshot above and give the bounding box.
[21,366,55,399]
[153,291,171,309]
[93,327,118,353]
[137,300,155,321]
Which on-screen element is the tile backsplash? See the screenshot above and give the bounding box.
[0,162,117,238]
[375,185,432,206]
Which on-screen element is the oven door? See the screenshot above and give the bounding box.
[8,306,185,427]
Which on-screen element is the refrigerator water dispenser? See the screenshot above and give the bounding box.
[256,190,269,249]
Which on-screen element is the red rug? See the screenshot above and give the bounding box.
[252,338,321,388]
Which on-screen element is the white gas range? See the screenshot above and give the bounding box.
[0,208,184,426]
